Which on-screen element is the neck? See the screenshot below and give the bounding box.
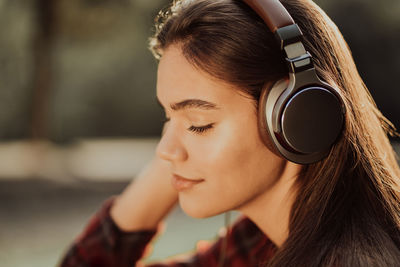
[238,161,301,247]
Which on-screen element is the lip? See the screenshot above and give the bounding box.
[171,174,204,191]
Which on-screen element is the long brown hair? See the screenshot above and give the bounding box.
[149,0,400,266]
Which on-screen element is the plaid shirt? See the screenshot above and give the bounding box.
[60,197,277,267]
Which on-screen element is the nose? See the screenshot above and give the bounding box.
[156,123,188,163]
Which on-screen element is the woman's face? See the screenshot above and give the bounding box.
[156,45,286,218]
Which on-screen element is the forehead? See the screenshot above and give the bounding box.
[156,45,243,106]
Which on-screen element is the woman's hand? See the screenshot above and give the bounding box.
[110,156,179,231]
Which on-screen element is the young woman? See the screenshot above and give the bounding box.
[60,0,400,266]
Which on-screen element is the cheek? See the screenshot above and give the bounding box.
[186,120,252,173]
[207,130,283,197]
[188,112,275,178]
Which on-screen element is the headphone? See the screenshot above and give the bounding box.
[243,0,346,164]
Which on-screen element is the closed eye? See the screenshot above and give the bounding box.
[188,123,214,134]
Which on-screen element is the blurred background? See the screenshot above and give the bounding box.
[0,0,399,266]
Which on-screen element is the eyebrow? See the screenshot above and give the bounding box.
[157,98,219,111]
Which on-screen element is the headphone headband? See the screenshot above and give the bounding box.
[243,0,346,164]
[242,0,294,32]
[244,0,312,73]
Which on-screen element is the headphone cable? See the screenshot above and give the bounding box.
[217,211,231,267]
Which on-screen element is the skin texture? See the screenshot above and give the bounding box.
[156,45,302,246]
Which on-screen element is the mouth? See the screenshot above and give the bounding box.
[171,174,204,191]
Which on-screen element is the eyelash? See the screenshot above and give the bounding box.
[163,118,214,134]
[188,123,214,134]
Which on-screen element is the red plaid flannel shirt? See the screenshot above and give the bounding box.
[60,197,277,267]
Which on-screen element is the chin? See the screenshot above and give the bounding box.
[178,195,231,219]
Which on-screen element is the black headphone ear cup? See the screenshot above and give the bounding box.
[278,86,344,154]
[258,77,345,164]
